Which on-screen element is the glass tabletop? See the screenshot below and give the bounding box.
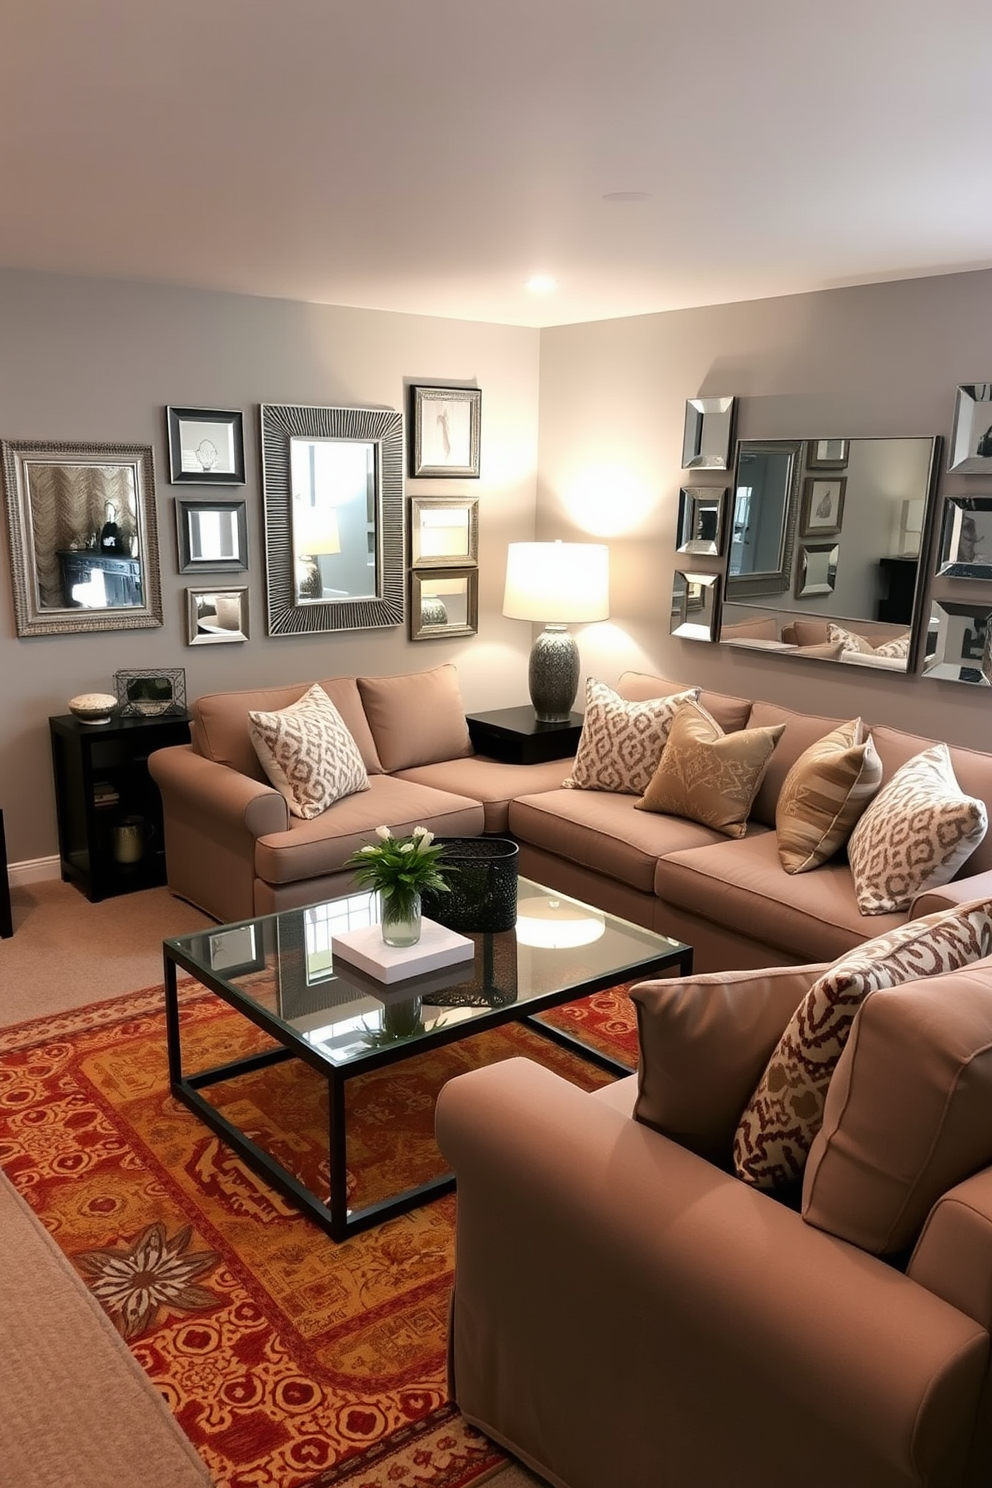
[166,876,689,1070]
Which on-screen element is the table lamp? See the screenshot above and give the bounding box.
[502,540,610,722]
[295,508,341,600]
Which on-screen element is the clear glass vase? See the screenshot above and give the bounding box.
[380,888,422,948]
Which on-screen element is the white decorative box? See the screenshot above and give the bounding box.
[331,917,474,984]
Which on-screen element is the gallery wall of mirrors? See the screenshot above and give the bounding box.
[669,387,992,688]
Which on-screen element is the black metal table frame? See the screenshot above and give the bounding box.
[164,935,692,1242]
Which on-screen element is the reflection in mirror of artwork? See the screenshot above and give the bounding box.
[922,600,992,686]
[682,397,736,471]
[718,436,940,672]
[261,405,404,636]
[2,439,163,636]
[670,570,720,641]
[676,487,726,556]
[938,496,992,580]
[409,568,479,640]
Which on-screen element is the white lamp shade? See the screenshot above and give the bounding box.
[502,541,609,623]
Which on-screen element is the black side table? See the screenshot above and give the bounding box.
[0,809,12,938]
[467,706,583,765]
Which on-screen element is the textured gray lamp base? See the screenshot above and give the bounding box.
[529,624,579,723]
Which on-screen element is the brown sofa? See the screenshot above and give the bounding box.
[437,950,992,1488]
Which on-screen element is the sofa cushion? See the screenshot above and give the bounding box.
[396,754,573,834]
[632,963,826,1164]
[616,671,752,734]
[746,702,851,827]
[636,700,784,839]
[720,616,779,642]
[775,719,882,874]
[564,679,699,795]
[254,775,485,885]
[847,743,988,914]
[510,788,743,894]
[654,832,905,965]
[193,676,383,780]
[357,664,472,773]
[248,683,370,820]
[803,954,992,1256]
[732,901,992,1191]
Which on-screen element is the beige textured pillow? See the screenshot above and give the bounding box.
[775,719,882,874]
[874,632,911,659]
[802,952,992,1255]
[827,622,910,659]
[635,699,784,838]
[847,743,988,914]
[248,683,370,819]
[564,679,700,794]
[733,901,992,1191]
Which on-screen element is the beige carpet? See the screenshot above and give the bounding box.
[0,879,546,1488]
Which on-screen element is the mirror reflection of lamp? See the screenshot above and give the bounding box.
[515,896,606,950]
[295,507,341,599]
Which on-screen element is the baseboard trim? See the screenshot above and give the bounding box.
[9,855,61,887]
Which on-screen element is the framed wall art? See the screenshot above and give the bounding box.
[167,406,246,485]
[185,585,249,644]
[410,496,479,567]
[806,438,849,469]
[114,667,187,717]
[175,497,248,572]
[800,476,846,536]
[409,385,481,478]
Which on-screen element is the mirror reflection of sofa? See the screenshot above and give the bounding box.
[721,611,913,667]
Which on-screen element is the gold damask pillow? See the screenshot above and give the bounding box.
[635,699,784,838]
[775,719,882,874]
[249,683,370,820]
[847,743,987,914]
[733,900,992,1190]
[563,679,700,795]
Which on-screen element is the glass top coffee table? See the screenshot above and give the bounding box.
[164,878,691,1241]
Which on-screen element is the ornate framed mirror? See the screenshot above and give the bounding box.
[2,438,163,636]
[261,404,404,636]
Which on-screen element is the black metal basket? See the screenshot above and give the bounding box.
[421,836,519,933]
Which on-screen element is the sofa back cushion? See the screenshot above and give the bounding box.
[615,671,752,734]
[803,959,992,1255]
[870,725,992,878]
[357,664,472,772]
[746,702,852,827]
[193,676,383,779]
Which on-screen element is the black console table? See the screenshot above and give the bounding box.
[58,549,142,608]
[467,706,583,765]
[49,712,191,902]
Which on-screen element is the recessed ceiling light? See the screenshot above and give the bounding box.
[602,190,651,202]
[525,274,558,294]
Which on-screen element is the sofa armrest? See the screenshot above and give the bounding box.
[148,745,289,920]
[909,1168,992,1331]
[437,1058,986,1488]
[911,870,992,920]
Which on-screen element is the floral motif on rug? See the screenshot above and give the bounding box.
[0,980,636,1488]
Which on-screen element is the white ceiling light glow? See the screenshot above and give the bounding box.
[525,274,559,294]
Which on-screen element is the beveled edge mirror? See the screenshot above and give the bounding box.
[682,396,737,471]
[175,497,248,573]
[670,570,721,641]
[676,487,727,556]
[922,599,992,685]
[261,404,404,636]
[937,496,992,580]
[795,541,839,598]
[2,438,163,637]
[948,383,992,474]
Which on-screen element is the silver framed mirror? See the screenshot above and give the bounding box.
[409,568,479,640]
[175,497,247,573]
[410,496,479,567]
[670,570,720,641]
[922,600,992,685]
[682,396,736,471]
[676,487,727,556]
[2,438,163,636]
[726,439,803,598]
[937,496,992,579]
[948,384,992,473]
[185,585,249,645]
[261,404,404,636]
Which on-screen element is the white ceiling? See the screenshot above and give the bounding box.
[3,0,992,329]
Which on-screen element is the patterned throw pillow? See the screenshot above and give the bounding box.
[827,622,910,659]
[847,743,987,914]
[635,699,784,838]
[775,719,882,874]
[563,679,700,795]
[733,900,992,1190]
[248,683,370,819]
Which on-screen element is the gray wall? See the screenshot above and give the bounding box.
[0,270,540,863]
[537,267,992,748]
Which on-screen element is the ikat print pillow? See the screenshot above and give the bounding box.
[563,679,700,795]
[249,683,370,820]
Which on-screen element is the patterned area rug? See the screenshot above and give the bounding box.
[0,982,638,1488]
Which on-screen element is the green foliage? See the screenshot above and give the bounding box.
[344,825,454,903]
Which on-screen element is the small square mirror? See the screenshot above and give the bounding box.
[670,570,720,641]
[682,397,736,471]
[410,497,479,567]
[937,496,992,579]
[676,487,726,556]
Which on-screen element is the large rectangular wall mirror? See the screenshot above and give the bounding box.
[719,435,941,672]
[261,404,404,635]
[2,438,163,636]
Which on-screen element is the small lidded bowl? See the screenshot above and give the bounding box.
[69,692,118,725]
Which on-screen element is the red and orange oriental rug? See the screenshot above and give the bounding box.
[0,983,637,1488]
